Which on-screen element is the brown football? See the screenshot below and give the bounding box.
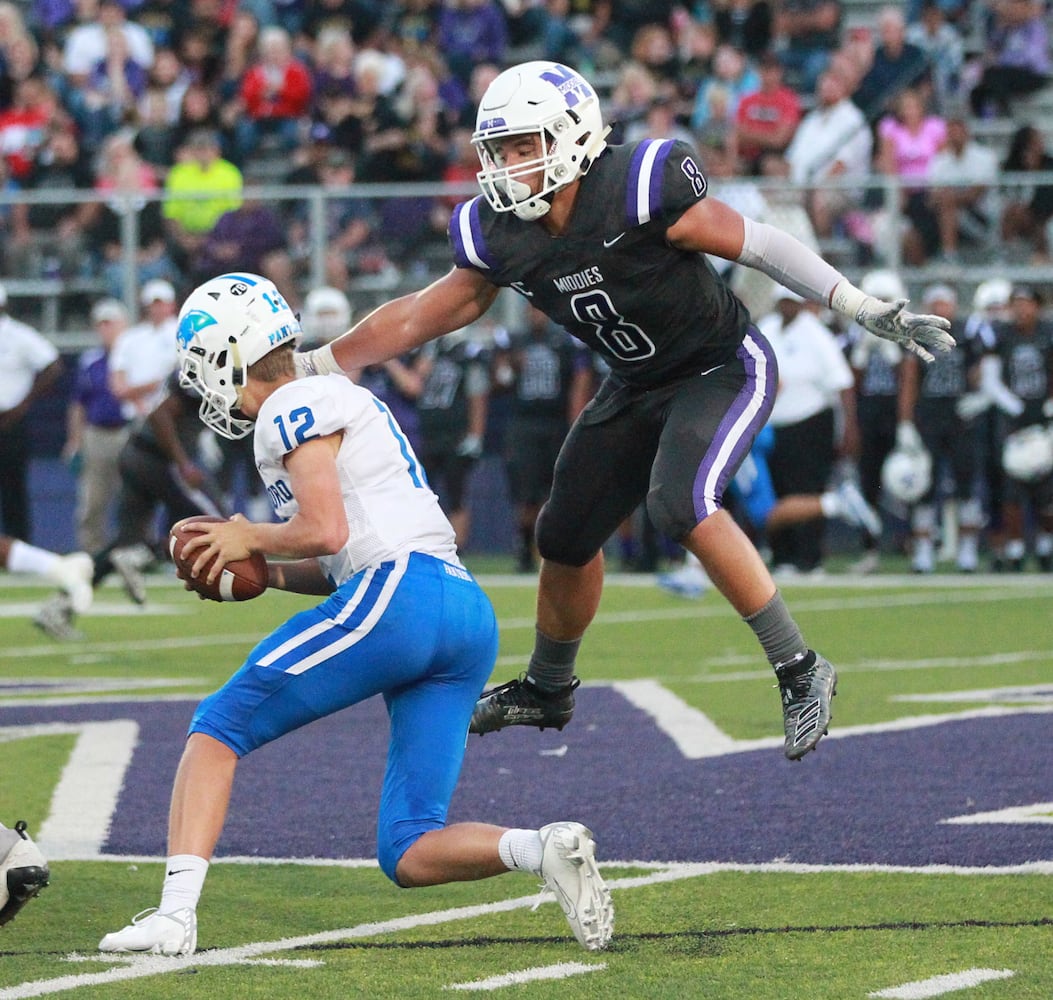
[168,515,268,602]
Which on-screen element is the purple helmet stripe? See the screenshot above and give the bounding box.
[692,328,778,521]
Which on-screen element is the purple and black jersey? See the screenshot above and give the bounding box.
[449,139,751,390]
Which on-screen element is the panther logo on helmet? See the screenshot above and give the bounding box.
[176,273,302,440]
[881,447,932,504]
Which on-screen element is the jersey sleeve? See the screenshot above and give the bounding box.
[448,196,500,272]
[624,139,708,229]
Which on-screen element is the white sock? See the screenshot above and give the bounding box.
[6,539,59,577]
[498,829,543,876]
[159,854,209,913]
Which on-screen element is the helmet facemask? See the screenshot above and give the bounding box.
[179,334,255,440]
[473,62,610,221]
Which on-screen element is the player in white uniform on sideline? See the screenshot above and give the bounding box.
[98,272,613,958]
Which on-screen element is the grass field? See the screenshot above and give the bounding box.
[1,562,1051,999]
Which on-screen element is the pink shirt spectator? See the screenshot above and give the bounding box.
[877,115,947,182]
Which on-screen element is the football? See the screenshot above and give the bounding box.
[168,515,268,602]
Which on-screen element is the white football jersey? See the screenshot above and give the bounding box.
[254,374,460,584]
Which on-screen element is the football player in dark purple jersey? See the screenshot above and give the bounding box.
[297,61,954,761]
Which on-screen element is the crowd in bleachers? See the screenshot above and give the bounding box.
[0,0,1050,308]
[4,0,1053,608]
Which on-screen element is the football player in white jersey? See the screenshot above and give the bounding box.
[297,61,955,762]
[99,273,613,957]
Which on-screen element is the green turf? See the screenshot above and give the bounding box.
[1,570,1052,998]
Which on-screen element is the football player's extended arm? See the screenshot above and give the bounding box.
[299,267,500,377]
[666,197,955,363]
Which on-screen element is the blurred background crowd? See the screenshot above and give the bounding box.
[3,0,1053,609]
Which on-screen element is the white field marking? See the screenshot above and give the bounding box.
[943,803,1053,826]
[498,585,1053,629]
[1,864,1045,1000]
[0,602,187,619]
[65,954,323,969]
[446,962,606,991]
[4,721,139,859]
[612,680,1053,759]
[869,968,1015,998]
[0,633,262,661]
[893,684,1053,703]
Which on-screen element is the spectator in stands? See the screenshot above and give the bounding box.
[161,128,243,272]
[109,279,177,422]
[923,115,1000,264]
[906,0,964,110]
[63,297,128,553]
[672,13,717,103]
[606,60,662,142]
[9,121,95,280]
[387,0,442,57]
[1000,124,1053,261]
[309,24,356,104]
[171,82,230,161]
[195,170,296,296]
[874,87,947,266]
[968,0,1050,119]
[784,67,873,238]
[896,284,984,573]
[0,77,55,182]
[707,0,772,60]
[234,25,313,161]
[628,22,680,90]
[690,42,759,143]
[144,45,192,123]
[303,148,388,289]
[599,0,681,57]
[61,0,153,83]
[851,5,929,121]
[759,287,858,575]
[0,31,42,107]
[774,0,841,94]
[89,128,176,300]
[217,8,258,104]
[435,0,508,86]
[0,282,62,542]
[733,50,802,174]
[625,93,697,150]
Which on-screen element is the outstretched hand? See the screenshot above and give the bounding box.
[855,297,956,364]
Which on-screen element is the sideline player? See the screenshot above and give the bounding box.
[0,820,49,926]
[296,62,954,760]
[99,274,613,957]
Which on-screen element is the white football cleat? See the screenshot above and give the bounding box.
[33,592,83,642]
[537,822,613,951]
[0,820,49,926]
[99,907,197,956]
[49,552,94,614]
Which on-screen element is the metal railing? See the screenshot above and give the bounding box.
[1,170,1051,348]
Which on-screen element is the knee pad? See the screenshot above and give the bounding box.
[535,505,598,567]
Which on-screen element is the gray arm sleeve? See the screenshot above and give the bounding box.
[735,216,848,306]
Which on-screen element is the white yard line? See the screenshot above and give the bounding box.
[446,962,606,991]
[0,863,1042,999]
[869,968,1015,998]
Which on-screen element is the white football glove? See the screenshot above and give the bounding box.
[956,392,991,421]
[853,297,955,364]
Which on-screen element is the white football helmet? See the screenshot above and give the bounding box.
[302,286,351,345]
[881,446,932,504]
[972,277,1012,315]
[860,268,907,302]
[473,61,610,221]
[1002,425,1053,482]
[176,273,302,440]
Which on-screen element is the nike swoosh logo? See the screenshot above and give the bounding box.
[699,364,725,376]
[603,233,626,247]
[167,869,193,876]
